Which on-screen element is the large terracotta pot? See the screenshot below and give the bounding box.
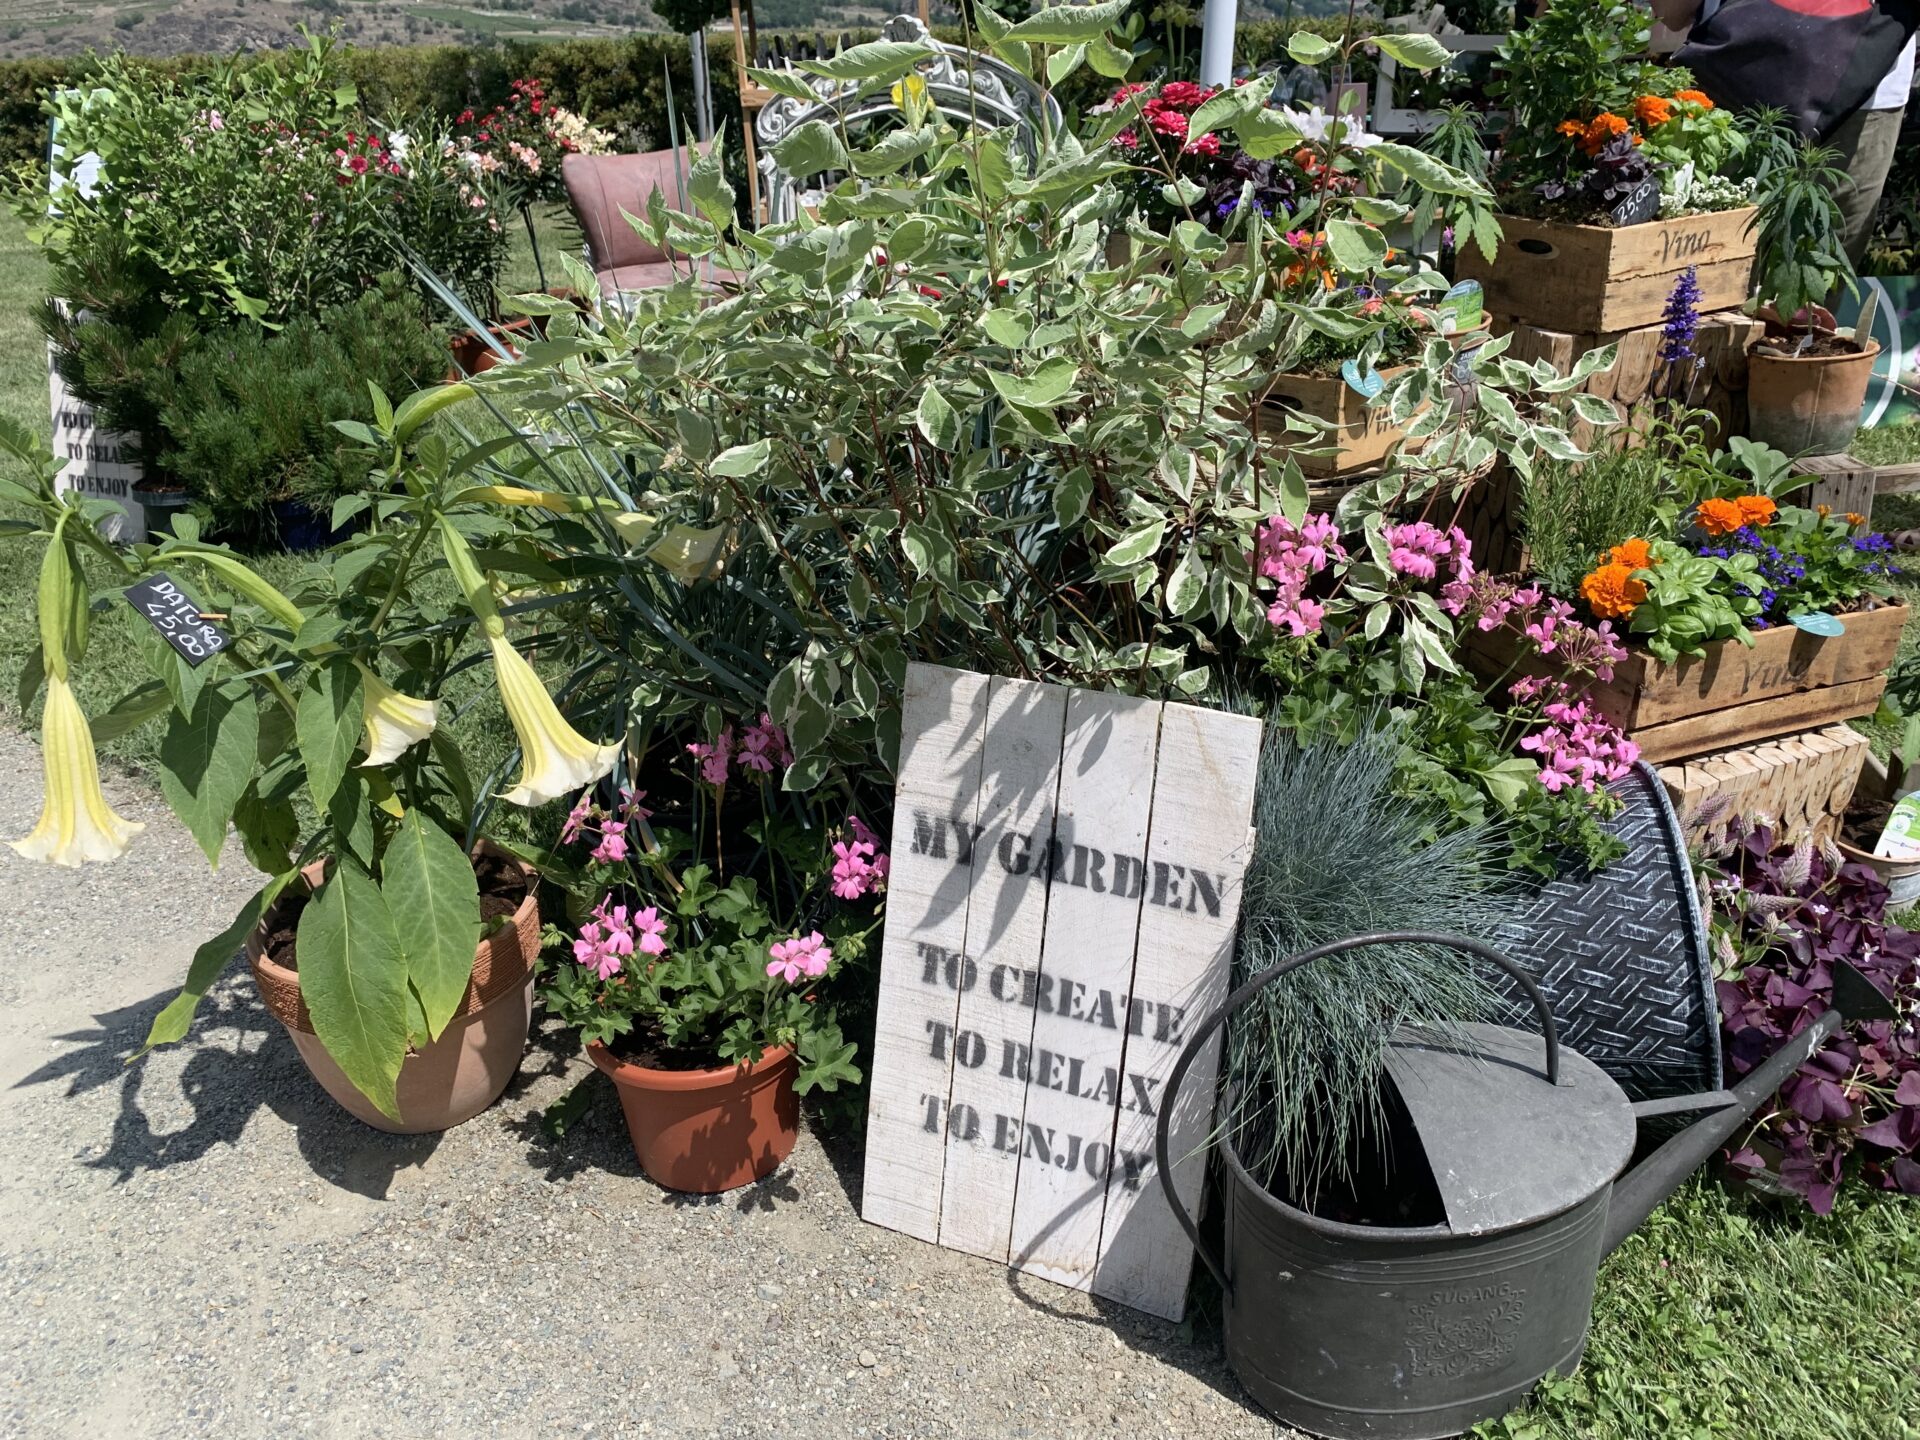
[1746,338,1880,457]
[246,847,540,1134]
[587,1041,798,1193]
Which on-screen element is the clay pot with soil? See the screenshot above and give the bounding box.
[587,1038,800,1193]
[247,845,541,1133]
[1837,755,1920,908]
[1746,334,1880,457]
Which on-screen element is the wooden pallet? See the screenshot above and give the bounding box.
[1787,452,1877,524]
[1658,723,1870,845]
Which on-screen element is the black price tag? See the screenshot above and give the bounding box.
[1609,177,1661,228]
[124,572,229,668]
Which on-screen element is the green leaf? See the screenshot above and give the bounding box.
[297,863,410,1124]
[1004,0,1129,43]
[158,681,259,867]
[1047,42,1086,85]
[88,680,171,743]
[297,656,364,814]
[1287,31,1337,64]
[1322,218,1389,273]
[687,132,734,229]
[851,124,936,178]
[232,779,300,873]
[916,385,962,451]
[797,40,936,80]
[140,872,296,1054]
[981,309,1032,348]
[1086,32,1133,77]
[988,358,1077,408]
[1054,468,1093,529]
[392,382,472,443]
[383,812,481,1044]
[1166,542,1205,616]
[1189,84,1267,144]
[1369,141,1490,200]
[744,66,820,104]
[1105,517,1166,569]
[771,119,850,179]
[711,439,772,478]
[17,641,44,716]
[1372,32,1454,71]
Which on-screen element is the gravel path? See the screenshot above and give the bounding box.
[0,727,1291,1440]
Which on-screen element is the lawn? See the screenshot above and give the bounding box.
[2,202,1918,1438]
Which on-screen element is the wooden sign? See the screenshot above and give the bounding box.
[48,343,145,544]
[862,664,1260,1321]
[124,573,229,667]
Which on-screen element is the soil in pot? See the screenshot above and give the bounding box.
[589,1034,799,1194]
[250,850,537,1134]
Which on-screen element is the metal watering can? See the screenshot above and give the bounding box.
[1156,930,1897,1440]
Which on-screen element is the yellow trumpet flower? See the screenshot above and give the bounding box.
[354,664,441,767]
[487,634,619,807]
[11,673,144,867]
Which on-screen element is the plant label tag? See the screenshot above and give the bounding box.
[1789,612,1846,638]
[124,572,228,667]
[1609,177,1661,228]
[1439,280,1484,335]
[1341,359,1384,398]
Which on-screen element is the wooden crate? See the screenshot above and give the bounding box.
[1497,310,1764,446]
[1254,366,1423,478]
[1467,604,1909,762]
[1458,207,1757,334]
[1787,452,1876,524]
[1658,724,1869,845]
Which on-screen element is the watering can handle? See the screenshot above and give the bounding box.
[1153,930,1560,1297]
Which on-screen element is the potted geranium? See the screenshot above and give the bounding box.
[0,393,624,1132]
[1743,132,1881,456]
[1460,0,1762,332]
[540,721,868,1193]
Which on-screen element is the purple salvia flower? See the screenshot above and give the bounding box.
[1658,265,1702,369]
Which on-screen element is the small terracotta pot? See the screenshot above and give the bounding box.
[1837,756,1920,908]
[1746,338,1880,457]
[587,1041,799,1193]
[246,845,540,1134]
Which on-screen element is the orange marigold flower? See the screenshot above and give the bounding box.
[1608,537,1655,570]
[1634,95,1674,128]
[1582,112,1632,154]
[1846,511,1867,525]
[1581,562,1648,619]
[1675,89,1713,110]
[1695,497,1745,536]
[1556,119,1586,138]
[1816,503,1832,517]
[1735,494,1778,526]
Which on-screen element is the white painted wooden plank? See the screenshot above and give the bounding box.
[860,664,991,1241]
[1006,688,1164,1290]
[1092,703,1262,1320]
[935,675,1070,1261]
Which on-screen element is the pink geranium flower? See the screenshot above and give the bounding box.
[767,931,833,984]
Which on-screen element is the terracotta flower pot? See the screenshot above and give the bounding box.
[1746,338,1880,457]
[1837,756,1920,908]
[246,846,540,1134]
[587,1041,799,1193]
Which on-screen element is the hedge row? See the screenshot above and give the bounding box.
[0,19,1355,173]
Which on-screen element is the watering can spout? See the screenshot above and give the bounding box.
[1602,958,1898,1256]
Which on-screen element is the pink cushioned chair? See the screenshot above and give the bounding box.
[561,145,737,296]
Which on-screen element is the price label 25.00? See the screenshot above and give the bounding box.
[123,572,229,668]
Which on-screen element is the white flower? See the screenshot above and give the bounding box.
[1279,106,1382,149]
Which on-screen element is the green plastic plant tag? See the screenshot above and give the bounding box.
[1789,612,1846,637]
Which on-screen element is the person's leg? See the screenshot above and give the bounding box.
[1827,105,1906,270]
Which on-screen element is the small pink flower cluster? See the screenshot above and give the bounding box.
[573,897,668,980]
[1515,683,1640,793]
[767,931,833,984]
[1381,522,1471,583]
[831,815,891,900]
[1440,579,1627,683]
[1251,513,1347,637]
[563,786,652,865]
[689,714,792,786]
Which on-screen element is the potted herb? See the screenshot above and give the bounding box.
[1459,0,1761,332]
[0,394,624,1132]
[540,732,868,1193]
[1744,136,1881,456]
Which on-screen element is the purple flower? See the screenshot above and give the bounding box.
[1658,265,1701,369]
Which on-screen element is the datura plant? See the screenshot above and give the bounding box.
[397,4,1605,808]
[0,398,620,1121]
